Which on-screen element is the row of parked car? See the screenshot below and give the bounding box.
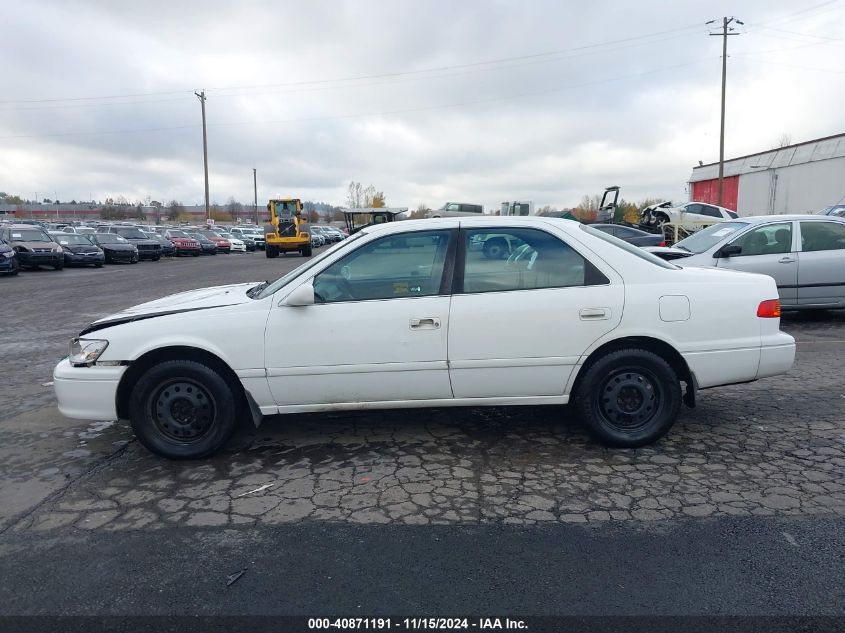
[0,222,265,275]
[0,219,353,276]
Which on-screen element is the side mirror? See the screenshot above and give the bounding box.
[716,244,742,258]
[282,282,314,306]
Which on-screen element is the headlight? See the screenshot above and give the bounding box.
[69,338,109,367]
[0,251,12,258]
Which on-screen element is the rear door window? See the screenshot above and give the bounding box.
[800,222,845,252]
[460,228,608,293]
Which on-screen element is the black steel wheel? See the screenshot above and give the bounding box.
[129,360,239,459]
[575,348,681,447]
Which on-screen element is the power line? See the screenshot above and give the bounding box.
[0,22,703,106]
[0,57,712,141]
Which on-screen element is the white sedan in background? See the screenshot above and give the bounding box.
[54,217,795,459]
[218,232,246,252]
[641,201,739,227]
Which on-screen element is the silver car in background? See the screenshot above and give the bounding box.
[646,215,845,310]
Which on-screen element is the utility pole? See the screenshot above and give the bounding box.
[253,168,258,224]
[708,17,742,207]
[195,90,210,219]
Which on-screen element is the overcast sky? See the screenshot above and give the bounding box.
[2,0,843,210]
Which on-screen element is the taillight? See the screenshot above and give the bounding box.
[757,299,781,318]
[659,241,666,247]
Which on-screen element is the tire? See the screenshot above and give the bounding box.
[192,252,200,257]
[483,237,508,260]
[152,256,160,262]
[128,360,239,459]
[302,246,312,257]
[575,348,681,448]
[53,261,64,271]
[95,263,103,268]
[265,245,279,259]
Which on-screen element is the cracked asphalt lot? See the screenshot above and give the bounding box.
[1,249,844,616]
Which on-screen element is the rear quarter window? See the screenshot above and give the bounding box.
[580,224,679,269]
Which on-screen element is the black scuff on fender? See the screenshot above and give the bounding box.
[79,305,240,336]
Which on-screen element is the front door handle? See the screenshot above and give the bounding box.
[410,317,441,329]
[580,308,610,320]
[778,256,796,264]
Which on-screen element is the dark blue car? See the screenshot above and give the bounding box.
[0,239,20,276]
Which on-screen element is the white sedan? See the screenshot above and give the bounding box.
[54,217,795,459]
[641,201,739,227]
[219,233,247,252]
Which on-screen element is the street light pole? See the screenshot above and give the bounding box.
[708,17,742,208]
[253,168,258,224]
[195,90,210,220]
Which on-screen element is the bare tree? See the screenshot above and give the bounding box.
[226,196,243,221]
[409,203,430,219]
[775,133,792,149]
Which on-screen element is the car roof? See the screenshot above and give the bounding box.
[361,215,582,236]
[733,214,845,224]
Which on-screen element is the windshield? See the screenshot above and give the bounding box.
[56,235,93,245]
[255,232,366,300]
[95,233,127,244]
[188,233,208,242]
[10,229,51,241]
[202,230,222,237]
[168,230,190,239]
[114,228,148,239]
[673,221,749,253]
[580,225,678,269]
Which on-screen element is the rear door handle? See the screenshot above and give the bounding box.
[410,317,441,329]
[580,308,609,320]
[778,256,796,263]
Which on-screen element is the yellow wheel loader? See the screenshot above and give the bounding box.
[264,198,312,258]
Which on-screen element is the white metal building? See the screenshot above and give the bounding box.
[688,132,845,216]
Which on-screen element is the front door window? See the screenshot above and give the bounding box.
[313,230,453,303]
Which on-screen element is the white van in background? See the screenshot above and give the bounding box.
[501,201,535,216]
[427,202,484,218]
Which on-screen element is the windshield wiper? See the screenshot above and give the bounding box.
[674,244,691,252]
[246,280,270,298]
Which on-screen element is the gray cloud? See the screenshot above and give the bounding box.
[2,0,844,210]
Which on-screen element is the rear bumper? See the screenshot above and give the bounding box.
[53,359,125,420]
[683,332,796,389]
[757,333,796,379]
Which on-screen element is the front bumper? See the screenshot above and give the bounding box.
[137,249,160,260]
[65,252,105,265]
[230,244,247,252]
[17,250,62,266]
[0,256,18,272]
[54,358,125,420]
[107,250,137,262]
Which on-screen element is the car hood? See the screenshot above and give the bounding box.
[643,246,693,257]
[123,238,159,246]
[11,240,59,250]
[81,282,261,335]
[100,242,136,250]
[65,245,102,253]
